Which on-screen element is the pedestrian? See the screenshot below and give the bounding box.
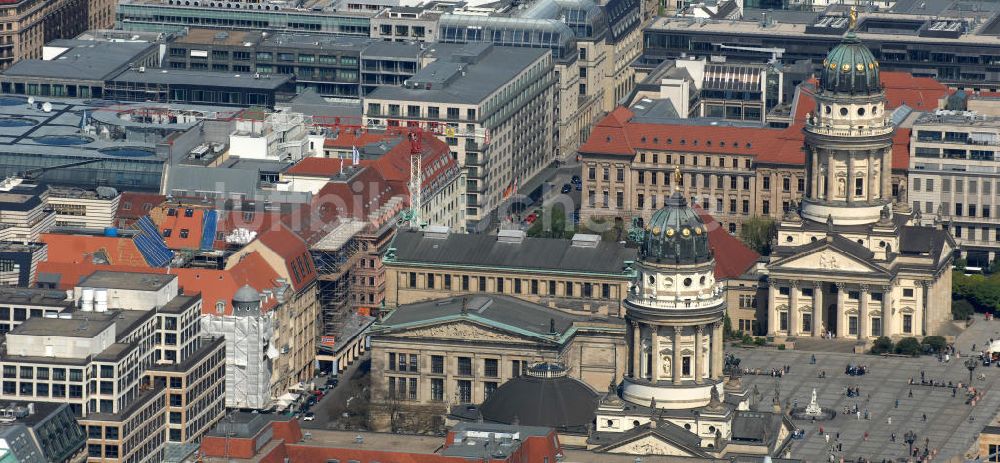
[838,443,843,451]
[922,413,927,421]
[895,399,899,408]
[921,370,925,381]
[857,410,861,420]
[891,433,896,442]
[888,416,892,425]
[908,389,913,398]
[837,432,840,439]
[864,431,869,441]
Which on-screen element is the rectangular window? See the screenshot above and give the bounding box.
[458,380,472,403]
[485,381,498,399]
[484,359,498,378]
[763,177,770,190]
[779,311,788,331]
[462,275,469,291]
[548,281,556,295]
[431,378,444,401]
[457,357,472,376]
[616,168,624,182]
[432,355,444,374]
[903,314,913,333]
[903,288,914,298]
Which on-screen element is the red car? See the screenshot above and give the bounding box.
[524,213,538,224]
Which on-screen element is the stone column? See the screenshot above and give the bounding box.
[694,325,703,384]
[882,285,893,337]
[712,321,724,378]
[867,151,876,203]
[827,153,837,201]
[859,284,870,340]
[810,149,819,200]
[672,326,682,385]
[847,152,855,205]
[631,321,640,378]
[919,280,929,336]
[835,283,846,338]
[812,283,823,337]
[652,324,661,382]
[881,148,892,201]
[767,282,779,336]
[789,281,799,336]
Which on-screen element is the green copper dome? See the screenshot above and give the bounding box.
[820,32,881,95]
[640,191,712,264]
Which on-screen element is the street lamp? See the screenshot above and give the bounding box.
[966,357,978,384]
[904,430,917,460]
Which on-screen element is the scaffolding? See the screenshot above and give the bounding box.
[312,219,366,337]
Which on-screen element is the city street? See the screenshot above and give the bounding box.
[735,316,1000,462]
[301,353,371,431]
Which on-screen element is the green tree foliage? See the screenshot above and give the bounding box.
[953,271,1000,314]
[952,299,975,321]
[738,216,776,256]
[895,337,922,356]
[921,336,947,354]
[870,336,894,354]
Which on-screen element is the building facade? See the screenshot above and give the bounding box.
[383,229,637,317]
[47,186,121,229]
[363,44,555,229]
[908,110,1000,266]
[765,25,954,341]
[0,0,115,70]
[368,295,625,425]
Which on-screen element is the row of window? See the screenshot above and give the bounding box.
[367,103,475,121]
[387,353,502,378]
[777,285,896,300]
[387,376,498,403]
[403,272,615,299]
[2,365,85,381]
[775,311,913,335]
[912,177,1000,195]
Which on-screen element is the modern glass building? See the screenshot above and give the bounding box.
[116,0,371,36]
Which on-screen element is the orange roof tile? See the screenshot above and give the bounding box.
[154,208,205,250]
[40,233,149,267]
[116,192,166,224]
[255,224,317,291]
[693,207,760,279]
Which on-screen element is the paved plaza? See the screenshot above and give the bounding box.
[734,317,1000,463]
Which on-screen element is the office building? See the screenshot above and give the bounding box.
[0,0,116,70]
[908,110,1000,266]
[47,186,121,230]
[0,402,86,463]
[116,0,372,36]
[370,7,440,42]
[0,242,47,287]
[364,43,555,229]
[103,68,294,107]
[0,180,55,244]
[0,286,72,335]
[0,271,225,462]
[641,4,1000,90]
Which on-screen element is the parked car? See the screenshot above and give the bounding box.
[303,412,315,421]
[524,213,538,225]
[571,175,581,184]
[560,183,572,194]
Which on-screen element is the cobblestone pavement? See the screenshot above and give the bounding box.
[734,318,1000,462]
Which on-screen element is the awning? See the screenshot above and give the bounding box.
[276,392,300,408]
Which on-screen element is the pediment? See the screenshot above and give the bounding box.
[773,247,883,274]
[600,433,703,457]
[389,320,543,345]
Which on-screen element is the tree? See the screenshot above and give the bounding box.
[953,298,975,321]
[921,336,947,354]
[739,216,776,256]
[870,336,894,354]
[723,315,734,340]
[895,337,922,356]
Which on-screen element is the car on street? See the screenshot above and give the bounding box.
[571,175,581,184]
[575,183,582,191]
[524,213,538,225]
[560,183,572,194]
[303,412,315,421]
[326,378,339,388]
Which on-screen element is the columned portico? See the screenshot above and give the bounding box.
[789,281,799,336]
[859,284,869,340]
[812,283,822,337]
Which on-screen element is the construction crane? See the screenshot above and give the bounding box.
[713,43,785,65]
[398,130,427,229]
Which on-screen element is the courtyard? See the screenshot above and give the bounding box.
[734,317,1000,462]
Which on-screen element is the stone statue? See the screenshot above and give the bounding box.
[837,178,846,197]
[897,182,908,204]
[805,388,823,416]
[826,214,834,232]
[661,355,671,376]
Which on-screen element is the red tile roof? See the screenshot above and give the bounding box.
[40,233,149,267]
[115,192,166,226]
[693,207,761,279]
[155,208,205,250]
[582,72,942,170]
[284,157,350,177]
[255,223,317,291]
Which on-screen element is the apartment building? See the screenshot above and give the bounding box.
[370,7,440,43]
[364,43,555,230]
[0,271,225,462]
[909,110,1000,265]
[0,402,86,463]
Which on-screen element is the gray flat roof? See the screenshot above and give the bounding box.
[159,294,199,314]
[389,229,637,276]
[0,287,72,308]
[262,33,373,51]
[109,69,292,89]
[78,270,176,291]
[359,40,425,59]
[2,41,156,81]
[365,44,548,104]
[11,315,115,338]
